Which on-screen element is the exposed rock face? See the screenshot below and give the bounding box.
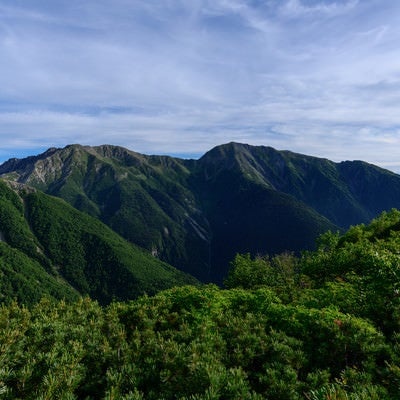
[2,179,37,194]
[2,142,400,282]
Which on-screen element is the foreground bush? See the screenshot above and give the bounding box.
[0,285,397,399]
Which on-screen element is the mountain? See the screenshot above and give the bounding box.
[0,144,211,280]
[0,180,197,304]
[195,143,400,227]
[1,142,400,282]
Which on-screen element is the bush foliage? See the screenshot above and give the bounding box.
[0,286,396,399]
[2,208,400,398]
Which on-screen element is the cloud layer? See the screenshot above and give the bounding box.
[0,0,399,171]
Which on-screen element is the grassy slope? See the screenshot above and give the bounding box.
[0,180,78,303]
[27,145,210,280]
[0,243,79,304]
[0,180,197,305]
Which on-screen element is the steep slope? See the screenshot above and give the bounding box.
[0,243,79,304]
[1,142,400,283]
[0,180,79,303]
[0,145,210,280]
[196,142,400,227]
[0,180,197,304]
[190,145,338,281]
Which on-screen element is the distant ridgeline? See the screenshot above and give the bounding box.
[1,142,400,284]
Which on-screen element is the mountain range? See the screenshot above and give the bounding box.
[1,142,400,292]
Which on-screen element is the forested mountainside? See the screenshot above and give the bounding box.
[0,180,196,304]
[1,142,400,282]
[2,210,400,399]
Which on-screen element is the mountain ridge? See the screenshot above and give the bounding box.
[1,142,400,282]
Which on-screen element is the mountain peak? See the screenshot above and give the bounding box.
[201,142,273,159]
[1,142,400,283]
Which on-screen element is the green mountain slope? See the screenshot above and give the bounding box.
[0,243,79,304]
[1,142,400,282]
[195,142,400,227]
[0,180,196,304]
[190,150,337,281]
[0,145,211,280]
[0,180,79,303]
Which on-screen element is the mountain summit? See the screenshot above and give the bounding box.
[2,142,400,282]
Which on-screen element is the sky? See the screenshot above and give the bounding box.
[0,0,400,172]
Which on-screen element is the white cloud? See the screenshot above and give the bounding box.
[0,0,399,173]
[280,0,359,18]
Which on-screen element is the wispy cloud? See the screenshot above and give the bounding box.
[280,0,359,18]
[0,0,399,172]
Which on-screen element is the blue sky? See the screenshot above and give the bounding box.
[0,0,400,172]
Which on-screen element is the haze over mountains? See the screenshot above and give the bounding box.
[1,142,400,291]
